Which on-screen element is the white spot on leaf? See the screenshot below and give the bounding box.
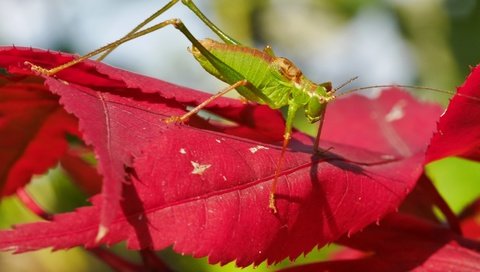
[385,100,406,122]
[179,148,187,154]
[215,139,221,143]
[381,154,395,160]
[191,161,211,175]
[222,175,227,181]
[249,145,269,154]
[95,224,109,243]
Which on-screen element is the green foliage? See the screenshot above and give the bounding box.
[426,157,480,213]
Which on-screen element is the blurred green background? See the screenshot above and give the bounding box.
[1,0,479,271]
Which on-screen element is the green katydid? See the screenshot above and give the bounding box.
[27,0,453,213]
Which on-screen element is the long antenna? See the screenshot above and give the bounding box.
[334,76,359,92]
[335,84,480,102]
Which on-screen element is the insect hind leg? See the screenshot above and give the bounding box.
[98,0,241,61]
[27,1,183,76]
[97,0,181,61]
[181,0,240,45]
[27,1,244,80]
[95,0,241,61]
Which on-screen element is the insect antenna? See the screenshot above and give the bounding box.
[333,82,480,104]
[335,84,455,98]
[333,76,359,92]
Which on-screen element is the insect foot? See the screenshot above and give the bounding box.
[164,115,187,124]
[269,193,278,214]
[24,61,53,76]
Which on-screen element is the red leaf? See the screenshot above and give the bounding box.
[322,87,443,156]
[0,47,444,265]
[279,214,480,272]
[0,47,283,233]
[0,147,424,265]
[0,76,78,196]
[426,65,480,163]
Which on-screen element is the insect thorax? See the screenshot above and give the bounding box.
[272,57,303,84]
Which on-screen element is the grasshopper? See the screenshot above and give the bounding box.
[27,0,451,213]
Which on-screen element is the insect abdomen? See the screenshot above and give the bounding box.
[190,39,291,108]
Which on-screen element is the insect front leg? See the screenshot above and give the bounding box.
[313,115,326,152]
[269,103,299,213]
[165,80,249,123]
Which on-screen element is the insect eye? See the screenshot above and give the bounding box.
[325,83,333,93]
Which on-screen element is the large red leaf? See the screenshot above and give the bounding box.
[426,65,480,163]
[0,75,78,196]
[0,47,283,234]
[279,214,480,272]
[0,47,443,265]
[0,140,423,266]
